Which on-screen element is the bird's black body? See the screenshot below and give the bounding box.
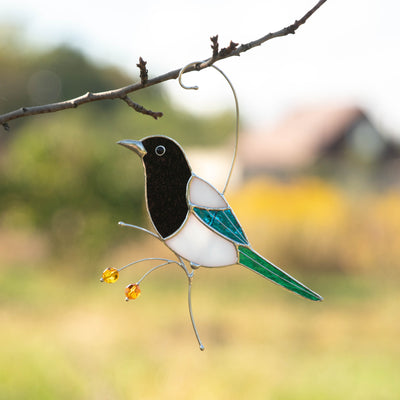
[141,136,192,238]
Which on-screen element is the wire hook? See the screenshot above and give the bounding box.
[178,62,240,195]
[178,61,200,90]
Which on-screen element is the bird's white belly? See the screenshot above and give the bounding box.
[165,214,238,267]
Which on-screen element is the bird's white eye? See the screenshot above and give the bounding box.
[155,145,166,156]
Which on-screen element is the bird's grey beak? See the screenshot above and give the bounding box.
[117,139,147,157]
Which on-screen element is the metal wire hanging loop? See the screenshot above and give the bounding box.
[178,62,240,195]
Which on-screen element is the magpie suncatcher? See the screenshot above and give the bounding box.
[118,135,322,302]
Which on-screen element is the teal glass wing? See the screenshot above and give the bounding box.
[193,207,248,245]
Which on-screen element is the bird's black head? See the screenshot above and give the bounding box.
[118,135,192,238]
[141,136,190,172]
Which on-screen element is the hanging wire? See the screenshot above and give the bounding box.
[178,62,240,195]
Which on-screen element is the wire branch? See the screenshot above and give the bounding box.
[0,0,327,130]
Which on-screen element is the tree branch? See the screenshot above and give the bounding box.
[122,95,163,119]
[0,0,327,130]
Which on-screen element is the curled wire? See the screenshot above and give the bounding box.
[178,62,240,195]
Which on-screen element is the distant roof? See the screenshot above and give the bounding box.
[239,105,364,169]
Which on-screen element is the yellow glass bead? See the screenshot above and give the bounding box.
[101,267,119,283]
[125,284,141,300]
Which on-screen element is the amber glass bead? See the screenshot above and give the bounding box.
[101,267,119,283]
[125,284,141,300]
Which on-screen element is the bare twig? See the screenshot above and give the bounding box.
[218,41,239,58]
[122,96,163,119]
[228,0,328,57]
[0,0,327,129]
[136,57,148,85]
[210,35,219,59]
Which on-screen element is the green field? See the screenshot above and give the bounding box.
[1,256,399,400]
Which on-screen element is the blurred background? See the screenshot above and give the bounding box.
[1,1,400,399]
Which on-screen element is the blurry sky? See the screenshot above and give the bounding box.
[1,0,399,137]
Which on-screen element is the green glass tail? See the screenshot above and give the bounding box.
[238,245,323,301]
